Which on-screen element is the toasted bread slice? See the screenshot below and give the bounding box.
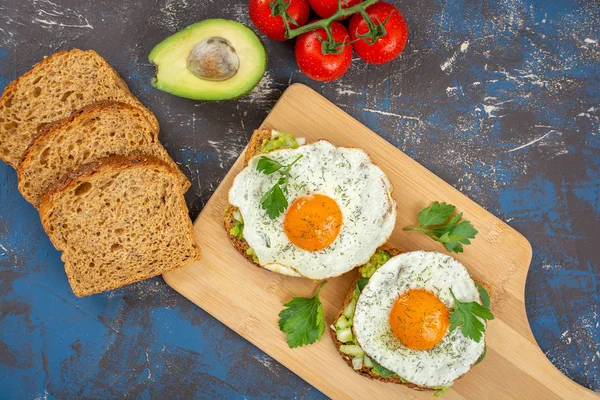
[331,249,492,390]
[18,101,188,208]
[0,49,159,168]
[223,129,291,271]
[243,128,272,166]
[39,155,201,297]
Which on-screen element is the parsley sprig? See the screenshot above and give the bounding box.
[403,202,478,253]
[257,155,303,219]
[278,281,326,348]
[449,283,494,342]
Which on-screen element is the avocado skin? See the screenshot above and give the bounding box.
[149,19,268,101]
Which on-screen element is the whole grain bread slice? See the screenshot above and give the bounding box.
[18,101,188,208]
[39,155,201,297]
[330,247,492,391]
[0,49,159,168]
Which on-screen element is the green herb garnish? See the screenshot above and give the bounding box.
[474,345,487,365]
[257,155,303,219]
[403,202,478,253]
[371,359,398,378]
[449,287,494,342]
[476,282,491,308]
[278,281,326,348]
[356,277,370,292]
[371,360,406,381]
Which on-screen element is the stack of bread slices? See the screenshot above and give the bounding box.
[0,49,201,296]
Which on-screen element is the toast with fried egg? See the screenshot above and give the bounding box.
[331,248,492,392]
[224,129,396,279]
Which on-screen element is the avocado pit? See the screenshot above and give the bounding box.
[187,37,239,81]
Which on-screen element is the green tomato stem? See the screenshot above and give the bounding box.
[285,0,379,39]
[357,9,378,42]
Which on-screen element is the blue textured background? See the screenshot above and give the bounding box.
[1,0,599,398]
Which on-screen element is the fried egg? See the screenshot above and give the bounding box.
[353,251,485,388]
[228,140,396,279]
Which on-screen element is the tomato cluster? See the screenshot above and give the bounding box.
[249,0,409,82]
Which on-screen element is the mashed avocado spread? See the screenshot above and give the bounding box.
[358,250,391,278]
[260,131,299,153]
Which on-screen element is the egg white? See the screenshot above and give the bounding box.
[353,251,486,388]
[228,140,396,279]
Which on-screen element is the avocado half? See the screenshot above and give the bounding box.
[149,19,267,101]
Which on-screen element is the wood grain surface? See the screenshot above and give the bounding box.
[163,84,598,399]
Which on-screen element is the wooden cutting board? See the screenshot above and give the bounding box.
[164,84,598,399]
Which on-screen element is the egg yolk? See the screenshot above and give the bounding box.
[283,194,342,251]
[389,289,450,350]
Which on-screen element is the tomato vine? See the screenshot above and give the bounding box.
[275,0,394,55]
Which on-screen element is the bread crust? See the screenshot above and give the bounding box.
[330,251,492,391]
[39,154,201,297]
[17,100,189,207]
[0,49,159,168]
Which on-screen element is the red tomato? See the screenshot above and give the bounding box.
[295,21,352,82]
[349,2,408,64]
[249,0,310,41]
[308,0,362,19]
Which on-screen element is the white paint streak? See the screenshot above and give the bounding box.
[32,18,92,29]
[483,104,499,116]
[253,354,279,377]
[160,0,189,31]
[363,108,421,121]
[208,139,243,169]
[441,40,470,72]
[0,243,8,256]
[336,88,360,96]
[560,330,572,344]
[482,99,514,117]
[145,350,153,381]
[33,390,49,400]
[440,56,456,72]
[578,107,599,118]
[232,2,252,25]
[32,0,93,29]
[242,72,282,105]
[507,131,558,153]
[542,264,563,270]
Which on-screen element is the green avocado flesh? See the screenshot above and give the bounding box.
[260,132,299,153]
[149,19,267,101]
